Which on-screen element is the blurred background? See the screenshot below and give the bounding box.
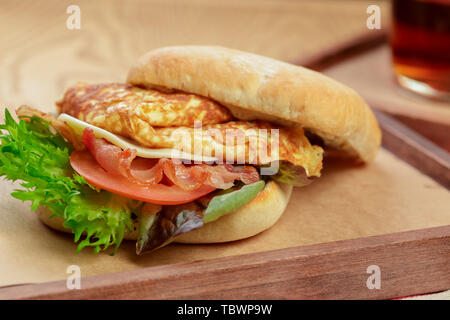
[0,0,449,149]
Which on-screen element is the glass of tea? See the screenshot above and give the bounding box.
[390,0,450,100]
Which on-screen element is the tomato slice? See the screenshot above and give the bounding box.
[70,150,216,205]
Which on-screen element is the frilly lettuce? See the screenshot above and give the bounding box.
[264,160,314,187]
[0,109,137,254]
[0,108,267,255]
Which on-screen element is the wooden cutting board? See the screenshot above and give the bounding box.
[0,110,449,299]
[1,0,449,300]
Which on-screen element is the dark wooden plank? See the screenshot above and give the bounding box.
[1,225,449,300]
[375,110,450,189]
[296,29,387,70]
[391,114,450,153]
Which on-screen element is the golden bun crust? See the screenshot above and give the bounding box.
[36,180,292,244]
[176,180,292,243]
[127,46,381,162]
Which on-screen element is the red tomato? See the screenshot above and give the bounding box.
[70,150,216,205]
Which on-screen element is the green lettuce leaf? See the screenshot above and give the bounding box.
[262,160,313,187]
[0,108,271,255]
[0,109,137,254]
[203,180,265,223]
[136,202,203,254]
[136,181,264,254]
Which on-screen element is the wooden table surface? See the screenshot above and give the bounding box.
[1,1,449,300]
[0,0,387,112]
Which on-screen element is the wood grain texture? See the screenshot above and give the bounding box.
[0,0,387,114]
[392,114,450,153]
[1,225,448,300]
[376,110,450,189]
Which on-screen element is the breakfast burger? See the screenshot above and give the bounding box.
[0,46,381,255]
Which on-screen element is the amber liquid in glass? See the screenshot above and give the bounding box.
[391,0,450,99]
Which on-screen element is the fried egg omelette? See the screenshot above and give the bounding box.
[56,83,324,177]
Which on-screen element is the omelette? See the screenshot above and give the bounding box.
[55,83,323,177]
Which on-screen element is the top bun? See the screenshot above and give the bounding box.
[127,46,381,162]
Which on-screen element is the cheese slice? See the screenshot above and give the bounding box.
[57,113,217,162]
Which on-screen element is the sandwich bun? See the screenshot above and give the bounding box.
[36,180,292,244]
[37,46,380,247]
[127,45,381,162]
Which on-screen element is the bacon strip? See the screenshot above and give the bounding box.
[82,128,260,190]
[202,164,260,190]
[82,128,163,185]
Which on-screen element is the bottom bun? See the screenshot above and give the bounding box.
[176,180,292,243]
[36,180,293,244]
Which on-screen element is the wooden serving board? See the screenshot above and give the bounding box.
[0,111,449,300]
[0,0,449,300]
[1,226,449,300]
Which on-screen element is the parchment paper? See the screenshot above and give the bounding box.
[1,149,449,287]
